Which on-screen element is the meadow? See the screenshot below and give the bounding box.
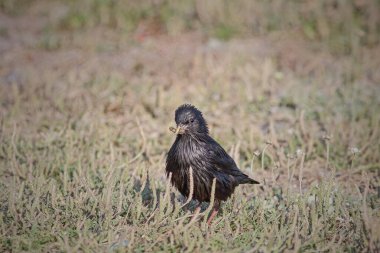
[0,0,379,252]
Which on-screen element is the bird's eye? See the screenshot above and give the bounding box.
[184,119,194,124]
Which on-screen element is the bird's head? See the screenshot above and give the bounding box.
[170,104,209,135]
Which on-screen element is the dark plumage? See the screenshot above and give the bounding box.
[165,104,259,224]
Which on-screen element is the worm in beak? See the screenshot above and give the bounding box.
[169,125,185,134]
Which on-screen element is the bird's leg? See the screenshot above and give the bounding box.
[189,203,202,223]
[206,200,220,225]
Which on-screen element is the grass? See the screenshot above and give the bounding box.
[2,0,379,53]
[51,0,380,54]
[1,0,380,252]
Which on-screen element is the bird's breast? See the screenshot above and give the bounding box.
[173,138,206,167]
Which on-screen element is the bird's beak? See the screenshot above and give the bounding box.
[169,124,186,135]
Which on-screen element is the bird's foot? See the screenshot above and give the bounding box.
[206,209,219,226]
[189,206,201,223]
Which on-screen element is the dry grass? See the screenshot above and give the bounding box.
[1,1,380,252]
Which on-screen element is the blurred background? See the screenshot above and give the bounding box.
[0,0,379,251]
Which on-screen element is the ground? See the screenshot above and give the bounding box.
[0,1,379,252]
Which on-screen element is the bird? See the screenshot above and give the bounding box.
[165,104,259,225]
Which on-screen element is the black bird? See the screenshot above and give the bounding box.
[166,104,259,224]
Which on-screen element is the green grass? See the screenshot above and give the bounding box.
[1,1,380,252]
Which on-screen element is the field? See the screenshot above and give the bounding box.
[1,1,379,252]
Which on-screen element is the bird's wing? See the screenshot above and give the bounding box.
[205,138,259,185]
[205,137,243,177]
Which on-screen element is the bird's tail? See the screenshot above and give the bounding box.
[240,176,260,185]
